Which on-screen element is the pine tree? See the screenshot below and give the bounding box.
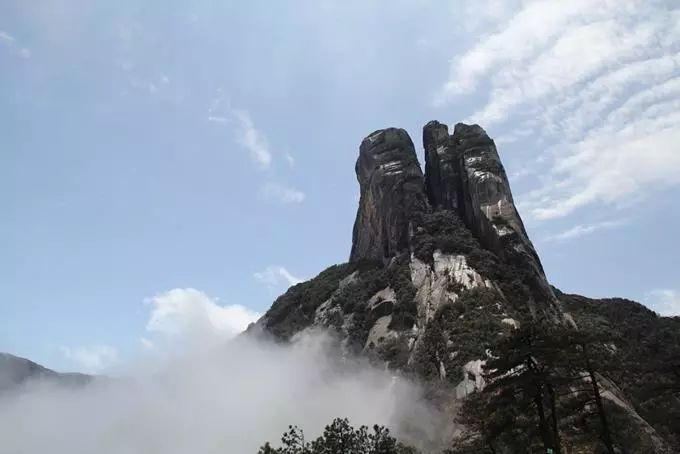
[258,418,417,454]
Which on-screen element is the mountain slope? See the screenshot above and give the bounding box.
[558,290,680,451]
[0,352,92,393]
[252,121,678,452]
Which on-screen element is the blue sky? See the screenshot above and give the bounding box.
[2,0,679,373]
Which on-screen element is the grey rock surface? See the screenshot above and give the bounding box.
[350,128,429,262]
[424,121,562,320]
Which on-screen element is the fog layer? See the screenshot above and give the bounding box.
[0,331,439,454]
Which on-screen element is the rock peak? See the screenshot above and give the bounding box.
[351,120,562,319]
[350,128,428,262]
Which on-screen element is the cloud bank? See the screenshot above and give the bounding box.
[0,331,442,454]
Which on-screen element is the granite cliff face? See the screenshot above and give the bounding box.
[424,121,561,321]
[350,128,428,262]
[253,121,676,453]
[351,121,561,321]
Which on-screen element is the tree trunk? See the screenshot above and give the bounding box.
[583,343,615,454]
[534,389,553,452]
[546,382,561,454]
[526,354,556,453]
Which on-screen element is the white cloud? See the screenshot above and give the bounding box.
[254,266,303,288]
[436,0,605,102]
[230,109,273,168]
[145,288,260,345]
[523,123,680,221]
[542,219,627,242]
[644,289,680,316]
[60,345,119,374]
[436,1,680,222]
[262,182,306,204]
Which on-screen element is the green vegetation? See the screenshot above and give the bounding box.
[412,210,529,307]
[413,288,508,383]
[386,255,418,331]
[413,209,506,276]
[559,290,680,451]
[265,256,418,349]
[265,263,354,339]
[258,418,417,454]
[450,323,639,454]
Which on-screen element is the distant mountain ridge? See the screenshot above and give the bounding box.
[0,352,92,393]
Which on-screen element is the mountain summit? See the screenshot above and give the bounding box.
[253,121,679,452]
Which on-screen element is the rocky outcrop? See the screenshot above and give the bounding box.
[423,122,535,263]
[423,121,562,321]
[424,120,462,211]
[254,120,676,452]
[348,120,562,320]
[350,128,429,262]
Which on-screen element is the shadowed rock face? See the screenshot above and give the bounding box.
[349,128,429,262]
[449,123,535,261]
[350,121,561,320]
[424,121,533,256]
[423,120,461,212]
[423,121,562,319]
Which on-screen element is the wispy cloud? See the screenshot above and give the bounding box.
[207,115,228,123]
[542,219,627,243]
[206,91,294,172]
[60,345,119,374]
[262,182,306,204]
[230,109,273,168]
[435,1,680,223]
[0,30,15,43]
[254,266,303,288]
[0,29,31,59]
[644,288,680,316]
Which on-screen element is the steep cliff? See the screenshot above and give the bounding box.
[350,128,429,262]
[253,121,677,453]
[423,121,561,322]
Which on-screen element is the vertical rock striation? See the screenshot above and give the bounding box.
[423,121,562,319]
[351,120,562,319]
[350,128,429,262]
[423,120,461,211]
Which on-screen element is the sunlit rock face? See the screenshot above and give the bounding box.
[350,128,429,262]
